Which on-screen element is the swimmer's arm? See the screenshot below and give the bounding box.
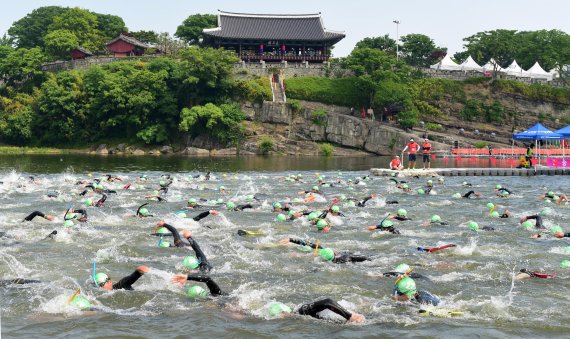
[186,274,227,296]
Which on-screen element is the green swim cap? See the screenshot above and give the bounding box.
[159,240,170,248]
[397,209,407,217]
[293,198,302,203]
[312,186,319,191]
[288,210,296,217]
[521,221,533,229]
[500,191,509,197]
[331,205,340,213]
[188,198,197,204]
[564,246,570,252]
[397,276,417,297]
[268,302,292,318]
[319,248,335,261]
[159,180,166,187]
[553,195,560,201]
[550,225,563,234]
[540,207,553,216]
[153,190,160,195]
[94,272,109,286]
[316,219,329,230]
[395,263,411,274]
[468,221,479,232]
[226,201,236,210]
[187,285,208,298]
[391,173,396,177]
[486,202,494,209]
[276,214,287,222]
[70,295,92,310]
[431,215,441,223]
[84,199,92,207]
[156,227,169,234]
[452,193,462,198]
[544,199,552,204]
[427,180,433,185]
[346,200,355,206]
[175,211,187,218]
[438,177,444,182]
[561,260,570,268]
[272,202,282,209]
[219,186,226,190]
[322,184,330,188]
[462,181,468,185]
[63,220,74,228]
[139,208,149,217]
[307,212,319,221]
[548,191,555,197]
[182,256,200,269]
[490,211,500,218]
[417,189,425,195]
[495,184,502,189]
[339,194,347,201]
[246,194,254,202]
[216,198,224,204]
[381,220,394,228]
[402,184,409,189]
[64,213,77,221]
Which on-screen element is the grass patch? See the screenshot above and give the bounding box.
[0,146,70,154]
[320,143,334,157]
[284,76,369,107]
[258,136,274,155]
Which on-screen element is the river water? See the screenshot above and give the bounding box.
[1,155,569,338]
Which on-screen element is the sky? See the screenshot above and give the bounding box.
[1,0,569,58]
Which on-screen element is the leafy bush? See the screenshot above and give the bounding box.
[425,122,443,131]
[179,103,245,146]
[485,101,504,123]
[460,100,481,121]
[463,76,491,85]
[258,136,274,154]
[288,99,303,115]
[136,124,168,144]
[236,77,272,104]
[494,80,570,105]
[474,141,488,148]
[311,109,327,126]
[397,106,419,129]
[320,143,334,156]
[284,76,369,107]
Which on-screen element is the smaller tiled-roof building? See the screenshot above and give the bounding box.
[71,47,92,60]
[202,11,345,62]
[106,33,151,57]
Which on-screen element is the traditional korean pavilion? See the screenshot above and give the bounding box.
[106,33,152,57]
[202,11,345,62]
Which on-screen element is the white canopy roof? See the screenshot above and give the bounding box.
[430,54,461,71]
[504,60,529,77]
[481,58,503,72]
[460,56,483,71]
[527,62,552,80]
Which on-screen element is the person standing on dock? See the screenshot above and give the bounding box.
[402,138,420,170]
[422,138,432,169]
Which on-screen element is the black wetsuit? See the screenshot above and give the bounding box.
[395,290,440,306]
[497,188,512,195]
[525,215,546,230]
[296,298,353,321]
[289,238,369,263]
[382,272,428,280]
[232,204,254,211]
[95,194,107,207]
[112,270,144,290]
[66,209,88,222]
[0,279,42,287]
[23,211,50,222]
[193,211,214,222]
[186,274,227,296]
[159,223,212,271]
[370,224,400,234]
[463,191,478,198]
[393,216,412,221]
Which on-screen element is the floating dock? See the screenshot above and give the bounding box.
[370,167,570,177]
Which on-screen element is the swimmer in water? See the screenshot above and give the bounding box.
[154,221,212,271]
[94,265,150,290]
[367,219,400,234]
[369,263,429,280]
[462,190,481,199]
[23,211,55,222]
[279,238,369,263]
[225,201,254,211]
[170,274,364,323]
[420,214,449,226]
[392,276,439,306]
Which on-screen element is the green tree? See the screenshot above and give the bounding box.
[454,30,519,69]
[354,35,397,56]
[130,30,159,44]
[179,103,244,146]
[0,92,38,144]
[95,13,127,41]
[516,30,570,71]
[44,29,79,60]
[7,6,68,48]
[400,33,446,67]
[175,14,217,45]
[156,32,186,55]
[49,7,104,52]
[177,47,238,106]
[0,34,13,47]
[0,47,46,89]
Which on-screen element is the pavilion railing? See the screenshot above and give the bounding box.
[238,53,329,62]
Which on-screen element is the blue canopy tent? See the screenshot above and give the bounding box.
[555,125,570,165]
[512,123,563,168]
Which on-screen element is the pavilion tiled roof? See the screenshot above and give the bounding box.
[203,11,345,43]
[106,33,151,49]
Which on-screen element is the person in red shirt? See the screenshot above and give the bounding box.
[402,138,419,169]
[390,156,404,170]
[422,138,432,169]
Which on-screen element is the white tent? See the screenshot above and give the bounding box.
[549,68,559,79]
[527,62,552,80]
[504,60,530,77]
[430,54,461,71]
[481,58,503,72]
[460,56,483,71]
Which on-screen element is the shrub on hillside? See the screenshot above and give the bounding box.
[284,76,369,107]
